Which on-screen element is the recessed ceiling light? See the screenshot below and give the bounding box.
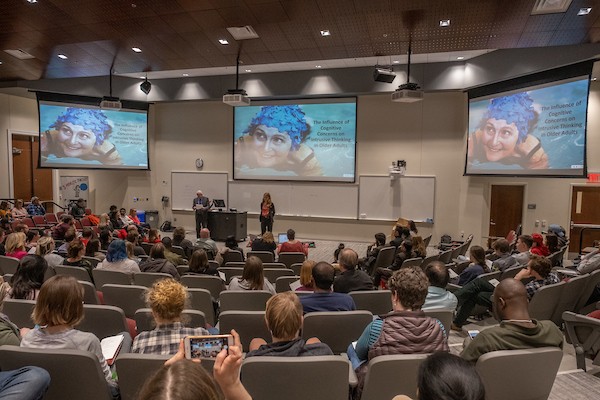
[57,54,68,59]
[0,61,3,65]
[132,47,142,53]
[578,7,592,15]
[315,65,322,68]
[139,76,145,79]
[245,69,252,72]
[439,19,451,27]
[218,39,229,45]
[592,77,597,81]
[457,56,465,60]
[182,73,189,77]
[27,0,37,3]
[320,30,331,36]
[393,60,400,64]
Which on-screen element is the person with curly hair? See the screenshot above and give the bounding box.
[131,278,209,354]
[234,105,322,176]
[468,92,548,169]
[40,107,122,165]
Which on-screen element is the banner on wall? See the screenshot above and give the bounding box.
[59,176,89,209]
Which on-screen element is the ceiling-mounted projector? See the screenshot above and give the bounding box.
[223,89,250,106]
[373,67,396,83]
[391,83,423,103]
[100,96,122,110]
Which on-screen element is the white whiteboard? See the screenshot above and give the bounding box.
[171,172,228,211]
[358,175,435,222]
[228,181,358,219]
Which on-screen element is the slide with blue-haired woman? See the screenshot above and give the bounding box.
[467,77,589,175]
[234,101,357,181]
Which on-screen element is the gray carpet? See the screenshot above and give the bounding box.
[550,371,600,399]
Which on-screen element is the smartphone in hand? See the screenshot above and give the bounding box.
[184,335,233,359]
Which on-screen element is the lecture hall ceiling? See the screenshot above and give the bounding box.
[0,0,599,81]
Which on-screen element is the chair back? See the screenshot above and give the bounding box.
[115,353,171,400]
[133,272,172,287]
[422,309,453,334]
[22,217,36,228]
[176,265,190,275]
[187,288,215,326]
[423,234,432,248]
[181,275,224,300]
[562,311,600,371]
[264,268,294,283]
[218,267,244,283]
[56,211,66,219]
[450,245,462,260]
[420,254,439,269]
[290,262,303,275]
[171,245,186,258]
[0,345,113,400]
[275,276,300,293]
[476,347,563,400]
[248,251,275,263]
[80,280,100,304]
[80,217,92,227]
[78,304,129,340]
[134,308,206,333]
[528,281,565,322]
[140,242,154,255]
[54,265,92,282]
[82,256,102,269]
[302,311,373,354]
[437,249,453,264]
[575,269,600,312]
[102,284,147,318]
[277,252,306,268]
[32,215,47,226]
[263,262,287,269]
[241,356,351,400]
[500,265,523,280]
[92,269,132,290]
[477,270,502,282]
[400,257,423,268]
[0,255,19,275]
[2,299,36,328]
[349,290,392,315]
[550,273,590,325]
[372,247,395,270]
[219,311,271,352]
[361,354,429,400]
[45,213,59,224]
[220,290,273,312]
[224,261,246,268]
[222,250,243,263]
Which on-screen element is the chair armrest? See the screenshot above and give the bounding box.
[446,283,461,293]
[341,352,358,388]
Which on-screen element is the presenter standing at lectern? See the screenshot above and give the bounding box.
[259,192,275,235]
[193,190,211,238]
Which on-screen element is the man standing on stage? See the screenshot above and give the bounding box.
[193,190,211,238]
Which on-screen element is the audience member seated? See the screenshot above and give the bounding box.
[98,213,113,231]
[530,233,549,256]
[373,239,415,287]
[393,352,485,400]
[137,331,251,400]
[25,231,40,254]
[70,198,87,219]
[108,205,123,230]
[56,228,77,254]
[299,262,356,313]
[0,295,20,345]
[0,367,51,400]
[247,292,333,357]
[334,249,374,293]
[489,238,518,272]
[0,228,5,256]
[52,214,74,241]
[126,231,146,256]
[545,233,561,255]
[460,278,563,362]
[144,228,161,244]
[99,228,113,250]
[0,201,11,219]
[162,237,187,266]
[4,255,47,301]
[140,243,180,279]
[5,232,28,260]
[277,229,308,256]
[118,207,134,226]
[360,233,387,274]
[62,239,93,279]
[96,239,141,276]
[411,235,427,259]
[13,223,28,234]
[11,199,29,218]
[185,249,219,277]
[80,227,93,248]
[513,235,534,265]
[422,261,458,311]
[548,224,568,247]
[132,279,209,354]
[26,196,46,216]
[20,275,125,399]
[452,255,559,331]
[172,226,194,257]
[219,235,245,263]
[347,267,448,398]
[456,245,487,286]
[85,238,106,261]
[250,231,277,255]
[295,260,316,292]
[389,225,410,248]
[228,256,276,295]
[576,247,600,274]
[35,236,64,268]
[333,243,345,263]
[195,228,218,257]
